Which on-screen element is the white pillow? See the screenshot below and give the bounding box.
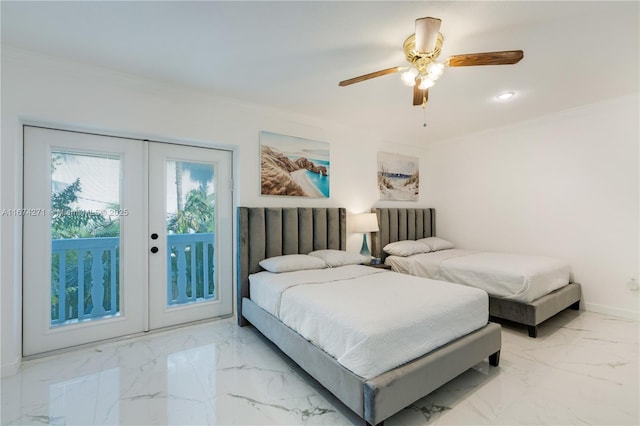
[417,237,454,251]
[259,254,327,273]
[383,240,431,257]
[308,249,368,267]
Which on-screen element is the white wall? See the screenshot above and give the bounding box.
[426,94,640,319]
[0,48,428,375]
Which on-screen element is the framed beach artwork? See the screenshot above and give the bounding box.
[377,152,419,201]
[260,131,330,198]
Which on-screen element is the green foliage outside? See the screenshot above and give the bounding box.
[167,186,215,234]
[51,178,121,239]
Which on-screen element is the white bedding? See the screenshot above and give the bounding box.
[385,249,570,303]
[249,264,488,379]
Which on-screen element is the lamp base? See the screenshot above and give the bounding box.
[360,234,371,257]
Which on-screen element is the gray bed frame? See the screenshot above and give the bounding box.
[238,207,501,426]
[371,208,582,338]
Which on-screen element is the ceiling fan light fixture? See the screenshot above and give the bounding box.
[401,69,419,86]
[337,16,524,111]
[496,91,516,101]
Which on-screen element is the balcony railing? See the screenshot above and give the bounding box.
[51,233,215,327]
[51,237,119,326]
[167,233,215,305]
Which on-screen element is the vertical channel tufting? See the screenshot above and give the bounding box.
[415,209,424,238]
[420,209,429,237]
[265,208,283,258]
[375,209,389,259]
[429,209,435,237]
[282,208,299,254]
[339,208,347,250]
[407,209,416,240]
[248,208,266,274]
[384,209,390,255]
[313,208,328,250]
[398,209,408,241]
[238,207,248,276]
[238,207,250,323]
[327,208,340,249]
[389,209,399,243]
[298,208,313,254]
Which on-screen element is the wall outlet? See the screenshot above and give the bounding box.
[628,277,639,291]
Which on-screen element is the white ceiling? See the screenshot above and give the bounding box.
[2,1,638,144]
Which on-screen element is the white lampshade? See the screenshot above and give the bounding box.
[401,68,419,86]
[352,213,379,233]
[418,76,435,90]
[426,61,445,80]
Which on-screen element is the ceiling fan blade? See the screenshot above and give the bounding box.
[415,17,442,53]
[446,50,524,67]
[338,66,405,87]
[413,86,428,106]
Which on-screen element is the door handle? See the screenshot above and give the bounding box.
[150,246,159,254]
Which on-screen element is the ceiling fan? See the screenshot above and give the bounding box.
[338,17,524,108]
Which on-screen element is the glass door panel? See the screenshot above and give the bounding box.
[50,151,122,326]
[166,160,216,307]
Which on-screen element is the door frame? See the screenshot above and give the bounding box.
[20,123,237,358]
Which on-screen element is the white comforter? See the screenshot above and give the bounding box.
[385,249,570,303]
[249,265,488,379]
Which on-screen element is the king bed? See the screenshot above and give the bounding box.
[371,208,582,338]
[238,207,501,426]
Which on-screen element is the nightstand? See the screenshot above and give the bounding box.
[365,263,392,270]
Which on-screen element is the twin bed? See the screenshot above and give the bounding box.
[238,207,501,426]
[371,208,582,338]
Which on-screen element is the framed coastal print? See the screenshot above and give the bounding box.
[260,131,330,198]
[377,152,419,201]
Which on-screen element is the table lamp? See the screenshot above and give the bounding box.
[352,213,379,257]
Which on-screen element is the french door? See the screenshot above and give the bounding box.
[147,143,232,329]
[23,126,232,356]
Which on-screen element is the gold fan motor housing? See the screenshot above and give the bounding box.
[403,32,444,65]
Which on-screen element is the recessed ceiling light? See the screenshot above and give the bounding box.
[496,91,516,101]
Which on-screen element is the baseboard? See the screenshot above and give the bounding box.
[584,302,639,321]
[1,356,21,378]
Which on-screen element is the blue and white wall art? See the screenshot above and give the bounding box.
[377,152,419,201]
[260,131,330,198]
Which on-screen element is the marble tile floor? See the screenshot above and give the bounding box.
[1,309,638,426]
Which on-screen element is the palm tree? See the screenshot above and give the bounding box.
[174,161,214,213]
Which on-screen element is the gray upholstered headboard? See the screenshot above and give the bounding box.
[371,208,436,262]
[237,207,346,325]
